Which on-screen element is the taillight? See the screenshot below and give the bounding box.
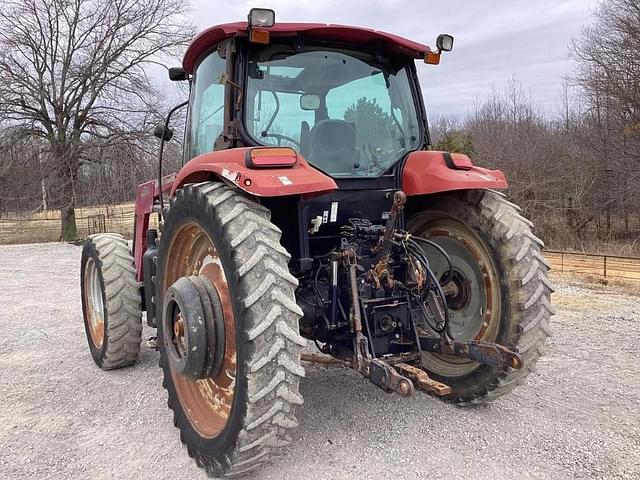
[245,147,298,168]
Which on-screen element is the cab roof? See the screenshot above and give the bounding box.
[183,22,430,73]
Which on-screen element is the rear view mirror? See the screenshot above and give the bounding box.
[153,124,173,142]
[168,67,187,81]
[300,94,320,110]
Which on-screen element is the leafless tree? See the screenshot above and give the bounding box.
[0,0,193,239]
[570,0,640,232]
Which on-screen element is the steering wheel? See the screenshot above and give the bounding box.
[260,132,301,150]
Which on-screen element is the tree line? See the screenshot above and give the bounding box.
[0,0,638,253]
[433,0,639,254]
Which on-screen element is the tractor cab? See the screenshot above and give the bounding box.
[174,10,453,178]
[157,11,475,271]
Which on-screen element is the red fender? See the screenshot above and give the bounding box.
[402,151,507,195]
[133,148,336,281]
[133,149,503,279]
[170,147,337,197]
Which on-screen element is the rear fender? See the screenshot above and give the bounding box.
[170,148,337,197]
[133,148,336,281]
[402,151,507,195]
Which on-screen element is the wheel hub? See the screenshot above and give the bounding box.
[441,270,472,310]
[173,315,185,338]
[162,275,226,381]
[410,218,500,377]
[84,257,105,348]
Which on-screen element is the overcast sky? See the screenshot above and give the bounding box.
[183,0,601,119]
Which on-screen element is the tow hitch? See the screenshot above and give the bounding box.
[419,336,523,370]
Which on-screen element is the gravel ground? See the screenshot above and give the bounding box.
[0,242,639,480]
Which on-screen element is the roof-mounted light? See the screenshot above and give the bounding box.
[436,34,454,52]
[248,8,275,28]
[425,33,454,65]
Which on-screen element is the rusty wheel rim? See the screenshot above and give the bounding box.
[164,221,236,439]
[417,219,501,376]
[84,257,105,349]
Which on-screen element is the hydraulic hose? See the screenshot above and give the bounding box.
[409,236,454,286]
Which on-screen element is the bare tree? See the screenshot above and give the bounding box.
[570,0,640,231]
[0,0,193,239]
[0,130,42,215]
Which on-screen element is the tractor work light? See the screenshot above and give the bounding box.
[425,33,454,64]
[436,34,454,52]
[248,8,275,28]
[245,147,297,169]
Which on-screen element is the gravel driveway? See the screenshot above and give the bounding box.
[0,242,638,479]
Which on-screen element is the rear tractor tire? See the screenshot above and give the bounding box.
[157,182,305,477]
[408,190,554,405]
[80,233,143,369]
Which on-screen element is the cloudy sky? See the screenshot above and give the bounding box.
[183,0,602,119]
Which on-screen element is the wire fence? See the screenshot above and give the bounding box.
[0,203,158,244]
[1,205,639,283]
[544,250,640,282]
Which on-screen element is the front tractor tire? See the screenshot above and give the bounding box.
[80,234,143,369]
[408,190,554,405]
[157,182,305,477]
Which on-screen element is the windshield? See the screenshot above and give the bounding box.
[244,45,422,177]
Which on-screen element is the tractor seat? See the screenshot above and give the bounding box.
[308,119,357,174]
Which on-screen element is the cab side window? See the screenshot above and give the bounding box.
[188,50,226,159]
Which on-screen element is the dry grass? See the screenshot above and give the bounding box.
[0,203,158,244]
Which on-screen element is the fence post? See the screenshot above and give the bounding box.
[603,255,607,278]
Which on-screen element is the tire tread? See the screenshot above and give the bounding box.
[83,234,142,369]
[161,183,304,477]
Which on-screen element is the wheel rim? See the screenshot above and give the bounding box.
[84,257,105,349]
[164,221,236,438]
[416,218,501,377]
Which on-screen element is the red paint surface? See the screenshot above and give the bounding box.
[133,174,175,280]
[183,22,430,72]
[134,148,504,278]
[402,151,507,195]
[170,148,337,197]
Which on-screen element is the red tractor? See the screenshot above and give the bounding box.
[80,9,553,477]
